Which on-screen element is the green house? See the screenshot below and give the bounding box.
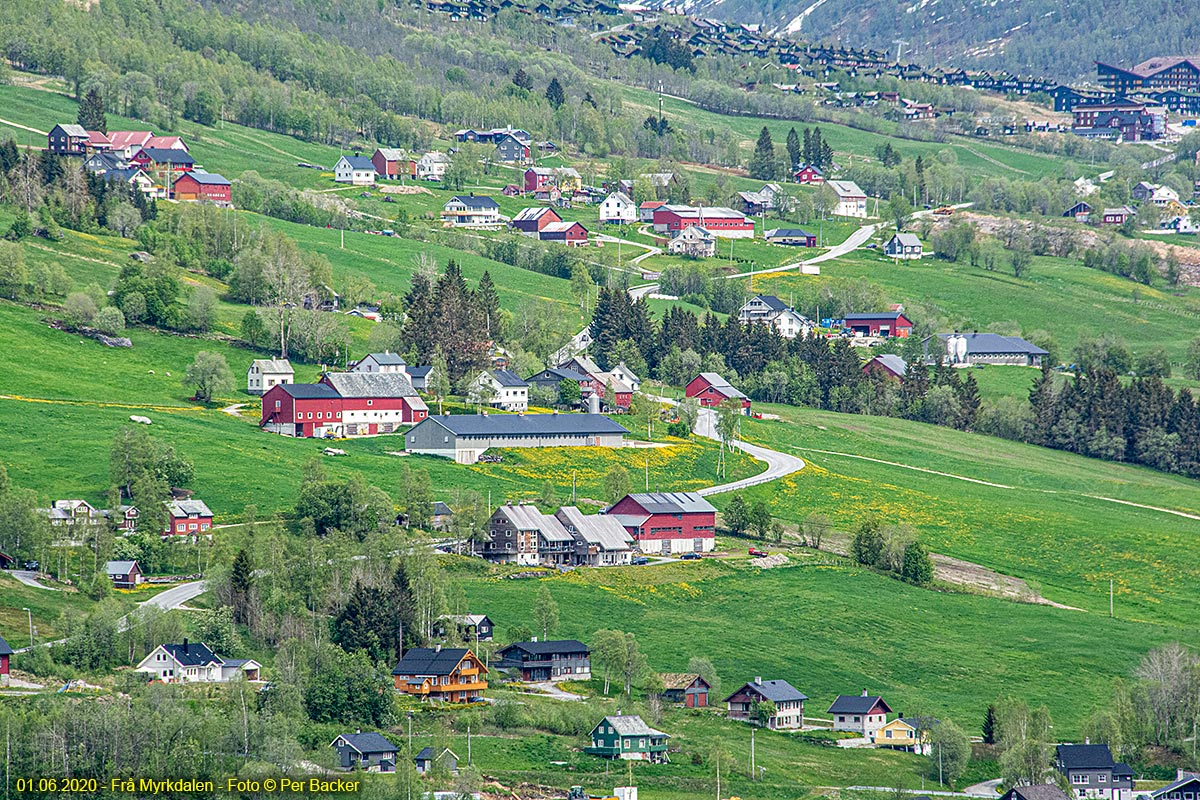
[584,715,670,763]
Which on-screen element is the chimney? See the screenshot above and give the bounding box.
[862,689,868,696]
[754,676,762,685]
[532,636,538,642]
[435,644,442,653]
[356,728,362,735]
[183,638,189,653]
[1084,737,1090,745]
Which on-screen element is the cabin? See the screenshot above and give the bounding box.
[659,673,710,707]
[685,372,750,412]
[884,232,922,259]
[585,715,669,762]
[414,747,459,775]
[331,732,397,772]
[828,693,893,737]
[104,560,143,589]
[725,677,807,729]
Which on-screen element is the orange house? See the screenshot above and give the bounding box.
[391,646,487,703]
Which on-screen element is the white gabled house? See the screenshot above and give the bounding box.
[334,155,377,185]
[416,152,450,181]
[599,191,637,224]
[828,180,867,218]
[470,369,529,412]
[247,358,294,395]
[135,640,261,683]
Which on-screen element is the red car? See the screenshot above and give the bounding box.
[748,548,768,558]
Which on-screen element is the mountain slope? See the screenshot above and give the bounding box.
[700,0,1200,83]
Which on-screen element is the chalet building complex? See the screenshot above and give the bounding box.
[725,677,807,729]
[498,639,591,682]
[480,502,632,565]
[392,647,487,703]
[605,491,717,555]
[1097,56,1200,93]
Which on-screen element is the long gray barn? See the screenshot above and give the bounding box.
[405,414,629,463]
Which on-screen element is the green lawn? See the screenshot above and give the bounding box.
[755,249,1200,363]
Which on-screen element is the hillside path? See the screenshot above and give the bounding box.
[11,570,59,591]
[0,118,48,136]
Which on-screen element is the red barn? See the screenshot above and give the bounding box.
[320,372,428,435]
[372,148,413,179]
[842,312,913,338]
[685,372,750,412]
[652,205,754,238]
[260,383,344,437]
[524,167,556,192]
[539,221,588,246]
[172,172,231,204]
[511,206,561,234]
[605,492,717,555]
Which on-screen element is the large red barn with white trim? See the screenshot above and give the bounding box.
[605,492,717,555]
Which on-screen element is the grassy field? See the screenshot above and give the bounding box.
[459,552,1180,737]
[722,403,1200,627]
[755,247,1200,364]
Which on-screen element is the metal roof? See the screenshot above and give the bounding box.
[448,195,500,210]
[0,635,11,656]
[494,504,574,542]
[417,413,628,437]
[323,372,418,398]
[556,506,633,550]
[362,352,407,366]
[104,560,138,574]
[136,148,195,164]
[765,228,815,238]
[889,232,922,248]
[278,383,340,400]
[489,369,527,387]
[934,333,1048,356]
[178,171,229,186]
[620,491,716,515]
[251,358,294,373]
[1056,743,1118,770]
[528,367,591,383]
[168,499,212,518]
[695,373,747,400]
[514,207,557,222]
[869,354,908,376]
[599,714,669,738]
[502,639,590,656]
[844,312,908,321]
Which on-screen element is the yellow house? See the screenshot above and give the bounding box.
[871,717,931,754]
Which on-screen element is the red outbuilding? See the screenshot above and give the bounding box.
[0,634,11,686]
[260,383,344,438]
[172,172,232,204]
[539,221,588,246]
[685,372,751,413]
[841,312,913,338]
[792,164,825,184]
[652,205,755,238]
[605,492,717,555]
[524,167,556,192]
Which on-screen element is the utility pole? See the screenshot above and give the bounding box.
[750,727,756,779]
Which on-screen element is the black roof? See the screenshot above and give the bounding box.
[500,639,589,656]
[528,367,591,383]
[392,647,470,676]
[162,641,221,667]
[827,694,893,714]
[0,634,12,656]
[1056,743,1117,769]
[335,732,396,754]
[844,312,908,322]
[278,383,340,400]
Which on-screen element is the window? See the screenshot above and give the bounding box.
[317,412,323,419]
[885,730,892,739]
[367,400,373,406]
[307,412,313,419]
[1098,776,1107,784]
[274,400,281,409]
[1073,775,1088,785]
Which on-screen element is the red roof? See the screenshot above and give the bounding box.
[640,200,666,209]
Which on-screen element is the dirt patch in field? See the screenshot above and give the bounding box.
[378,184,434,195]
[816,531,1082,610]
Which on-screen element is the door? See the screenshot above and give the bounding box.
[685,693,695,708]
[661,539,670,555]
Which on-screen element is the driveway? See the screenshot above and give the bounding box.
[10,570,58,591]
[528,681,586,701]
[962,779,1002,797]
[692,408,806,496]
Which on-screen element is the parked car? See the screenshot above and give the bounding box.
[680,552,701,560]
[23,560,39,571]
[748,548,768,558]
[630,556,650,565]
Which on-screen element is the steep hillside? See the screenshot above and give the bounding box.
[690,0,1200,83]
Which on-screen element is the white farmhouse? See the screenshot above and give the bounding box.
[247,358,294,395]
[334,155,376,185]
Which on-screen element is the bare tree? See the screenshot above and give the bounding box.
[1135,643,1198,745]
[262,237,311,358]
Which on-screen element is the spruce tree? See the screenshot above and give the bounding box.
[77,87,107,134]
[229,548,254,625]
[982,704,997,744]
[749,126,776,180]
[785,127,801,172]
[802,128,813,165]
[477,270,501,341]
[545,78,565,109]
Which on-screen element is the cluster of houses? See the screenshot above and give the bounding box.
[479,490,715,563]
[1062,178,1192,231]
[38,497,214,543]
[47,124,230,204]
[334,149,450,185]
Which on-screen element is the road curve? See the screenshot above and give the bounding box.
[10,570,59,591]
[691,408,806,496]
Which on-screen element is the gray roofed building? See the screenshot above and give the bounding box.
[484,502,575,565]
[0,634,11,656]
[277,383,341,400]
[1000,786,1071,800]
[885,232,923,259]
[863,353,908,379]
[724,677,809,729]
[586,714,670,762]
[555,505,634,565]
[828,693,893,736]
[392,647,472,677]
[321,372,418,397]
[498,639,592,682]
[1055,743,1133,800]
[696,372,748,400]
[927,332,1049,367]
[405,414,628,464]
[169,499,213,517]
[332,732,398,772]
